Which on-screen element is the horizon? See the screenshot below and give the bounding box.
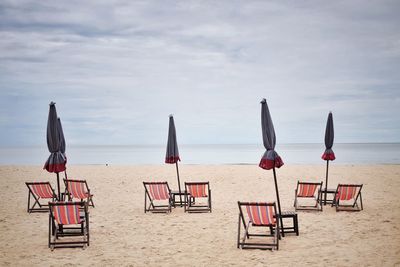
[1,141,400,149]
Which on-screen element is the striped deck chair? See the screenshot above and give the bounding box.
[332,184,363,211]
[26,182,58,213]
[48,201,89,250]
[237,202,279,250]
[184,182,212,213]
[294,181,323,211]
[64,179,95,207]
[143,182,172,213]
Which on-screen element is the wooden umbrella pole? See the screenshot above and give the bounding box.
[273,167,284,237]
[56,172,61,200]
[175,162,183,206]
[324,160,329,205]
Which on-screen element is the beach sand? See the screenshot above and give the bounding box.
[0,164,399,266]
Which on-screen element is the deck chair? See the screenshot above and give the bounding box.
[26,182,58,213]
[237,202,279,250]
[332,184,363,211]
[184,182,212,213]
[64,179,95,207]
[294,181,323,211]
[143,182,172,213]
[48,201,89,250]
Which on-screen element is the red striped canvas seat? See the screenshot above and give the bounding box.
[297,183,318,197]
[186,184,208,198]
[67,180,89,199]
[31,183,54,198]
[148,183,170,200]
[52,202,82,225]
[245,203,276,226]
[336,185,358,201]
[237,201,279,250]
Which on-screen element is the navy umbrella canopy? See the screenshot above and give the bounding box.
[322,112,335,205]
[43,102,66,199]
[258,99,284,235]
[259,99,284,170]
[165,115,182,203]
[322,112,335,161]
[58,118,66,156]
[165,115,180,164]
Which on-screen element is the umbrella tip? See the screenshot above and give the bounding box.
[260,98,266,104]
[169,114,173,118]
[50,101,56,106]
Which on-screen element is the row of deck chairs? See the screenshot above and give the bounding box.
[143,181,212,213]
[25,179,94,250]
[294,182,363,212]
[237,183,363,251]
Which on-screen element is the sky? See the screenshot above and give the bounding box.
[0,0,399,146]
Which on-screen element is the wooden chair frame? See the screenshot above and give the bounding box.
[48,201,89,250]
[332,184,363,212]
[26,182,58,213]
[237,202,279,250]
[63,179,95,207]
[143,182,172,213]
[184,182,212,213]
[294,181,323,211]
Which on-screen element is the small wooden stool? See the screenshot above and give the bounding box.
[280,211,299,236]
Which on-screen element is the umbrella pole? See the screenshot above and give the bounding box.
[175,162,183,206]
[273,167,284,237]
[324,160,329,205]
[56,172,61,200]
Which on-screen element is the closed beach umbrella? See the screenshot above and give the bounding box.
[165,115,182,204]
[43,102,66,199]
[259,99,284,234]
[321,112,335,204]
[58,117,68,180]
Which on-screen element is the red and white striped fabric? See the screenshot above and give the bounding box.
[187,184,207,198]
[67,181,88,199]
[245,204,276,226]
[298,184,318,197]
[52,203,81,225]
[31,183,54,198]
[148,183,170,200]
[336,186,358,201]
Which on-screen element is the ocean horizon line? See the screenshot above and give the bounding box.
[1,142,400,148]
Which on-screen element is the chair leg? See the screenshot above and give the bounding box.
[275,220,280,250]
[27,192,31,213]
[237,214,241,248]
[144,193,147,213]
[209,190,212,212]
[242,222,250,245]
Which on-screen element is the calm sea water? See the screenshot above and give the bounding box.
[0,143,399,165]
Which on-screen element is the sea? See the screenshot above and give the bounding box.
[0,143,399,165]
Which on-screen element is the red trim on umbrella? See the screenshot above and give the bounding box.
[44,163,66,173]
[165,156,181,164]
[322,152,335,161]
[259,157,284,170]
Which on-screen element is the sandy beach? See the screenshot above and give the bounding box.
[1,164,399,266]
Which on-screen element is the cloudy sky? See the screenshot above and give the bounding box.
[0,0,399,146]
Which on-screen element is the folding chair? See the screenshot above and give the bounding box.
[26,182,58,213]
[64,179,95,207]
[48,201,89,250]
[184,182,212,213]
[294,181,323,211]
[143,182,172,213]
[332,184,363,211]
[237,202,279,250]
